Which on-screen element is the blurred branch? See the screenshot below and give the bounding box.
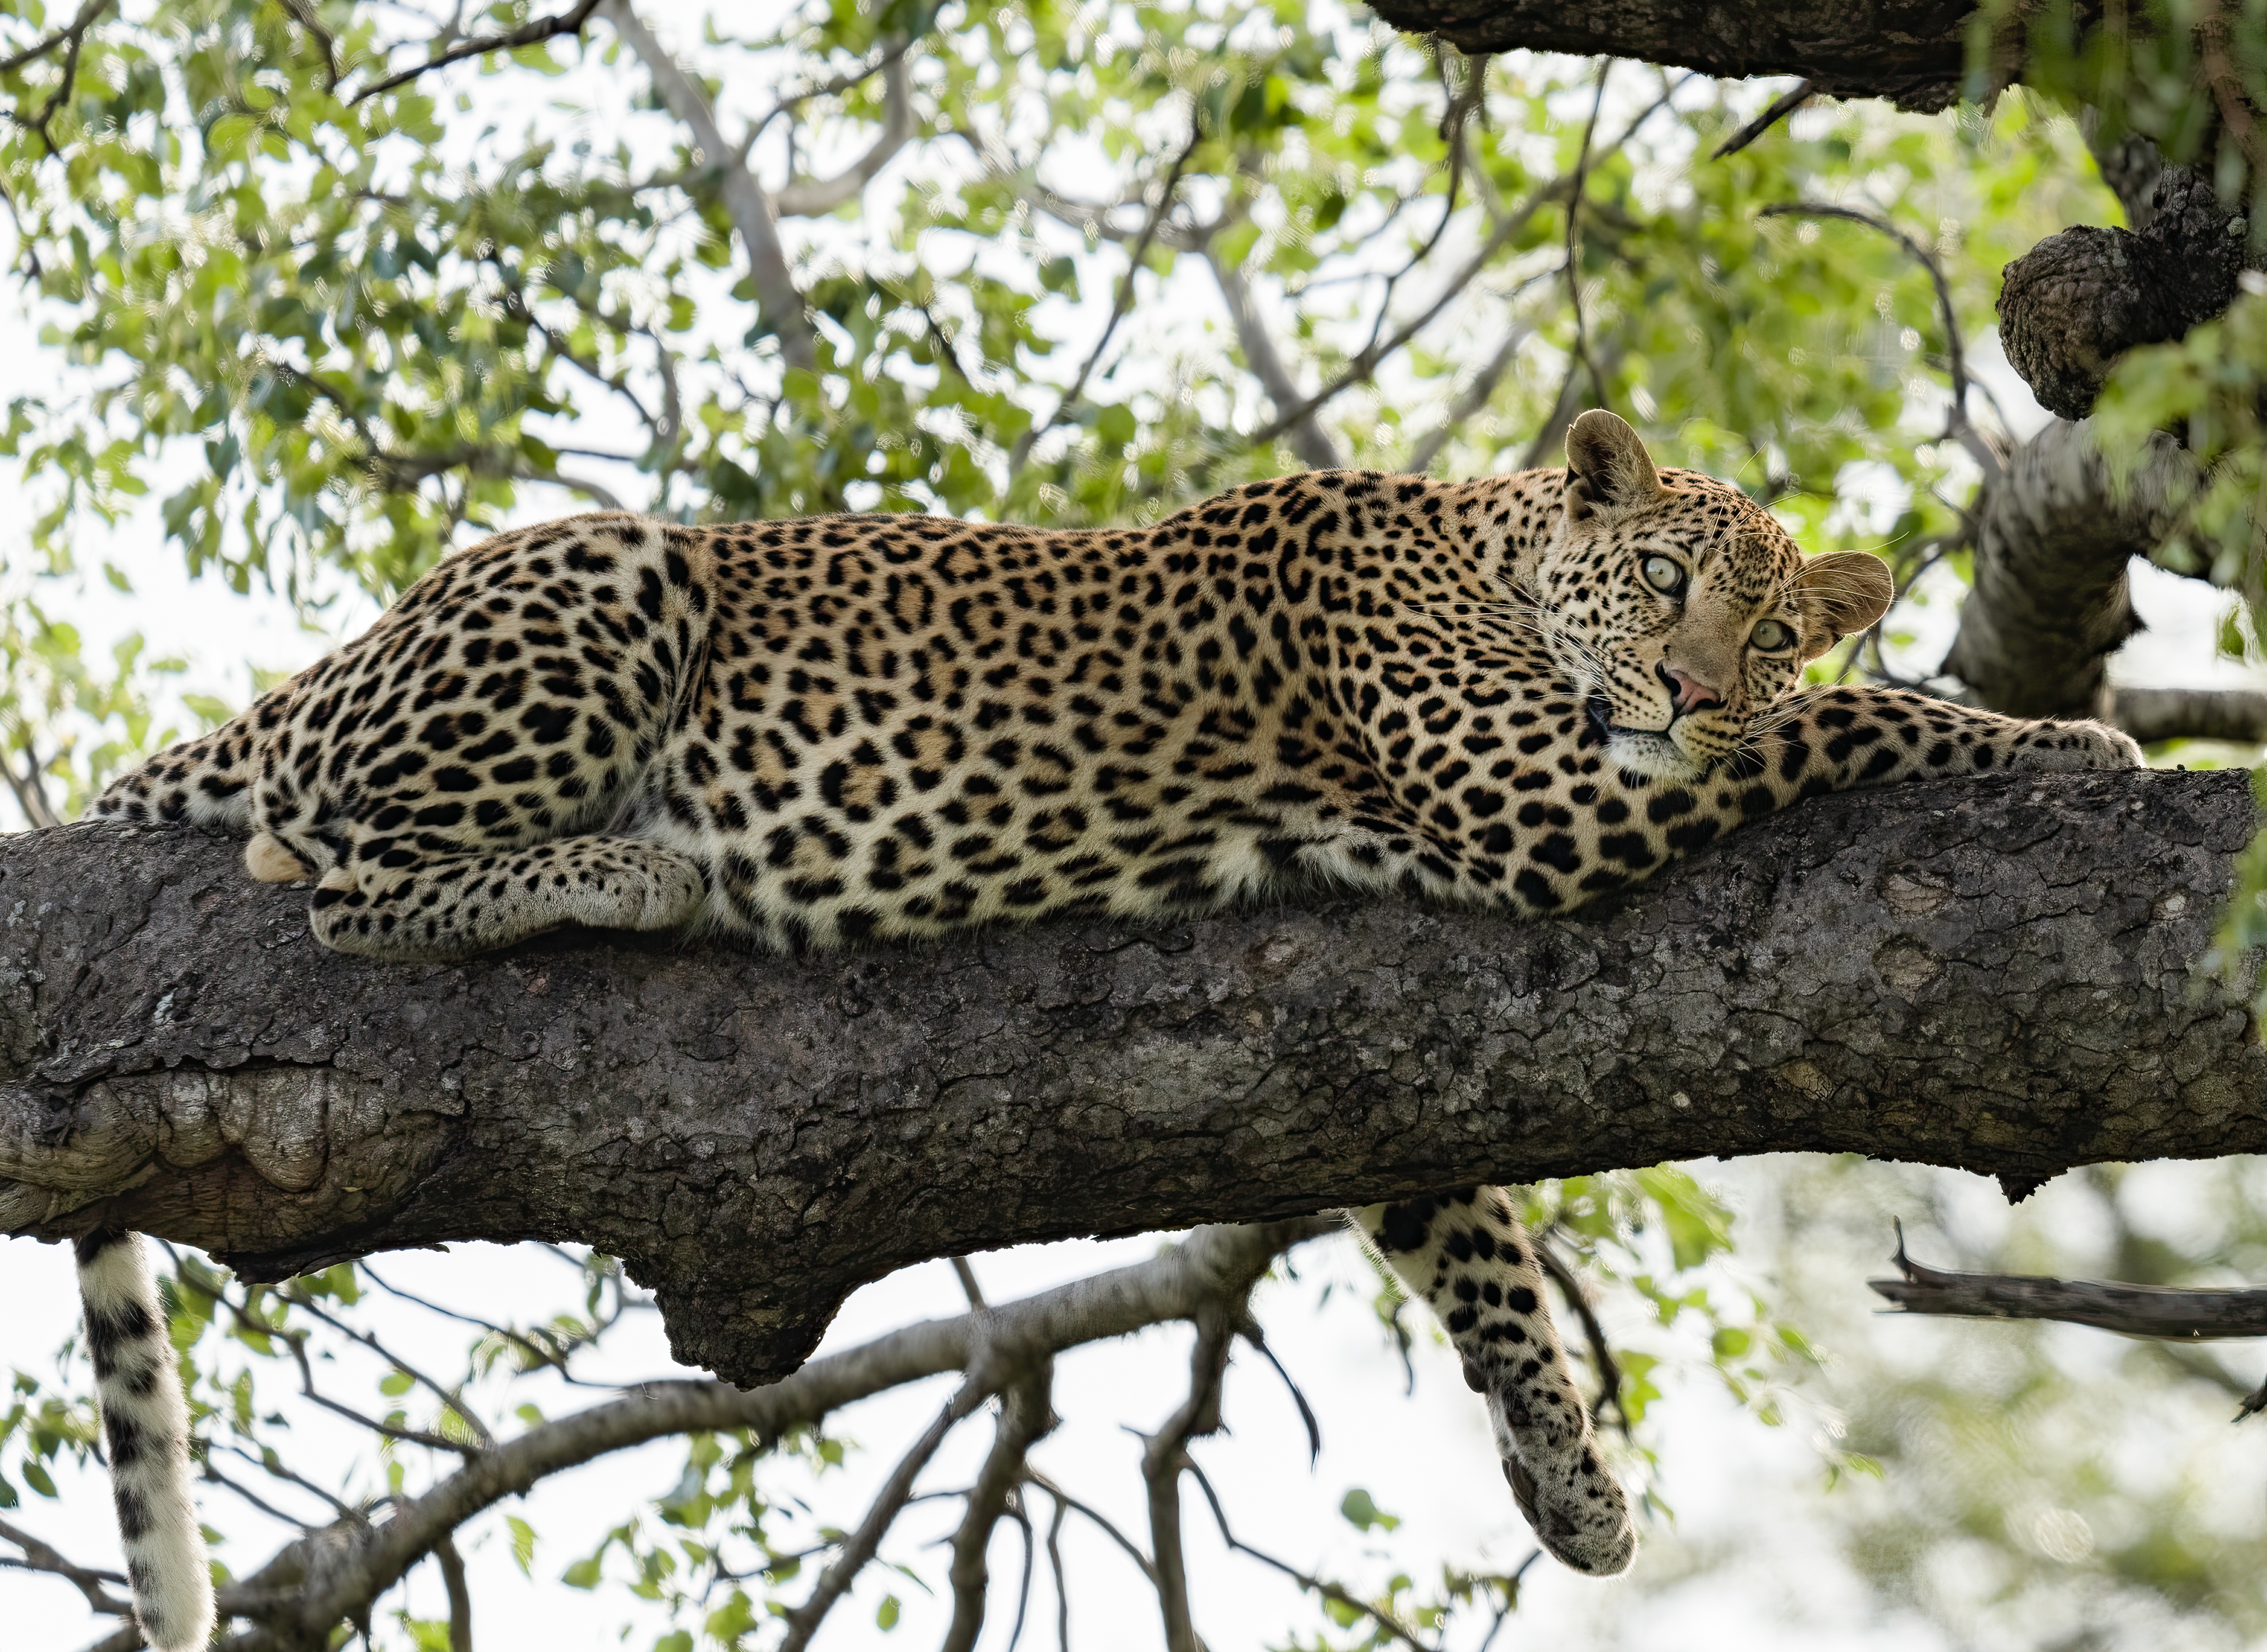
[1240,175,1568,455]
[1871,1222,2267,1338]
[1758,201,1991,476]
[2,740,64,830]
[350,0,605,104]
[1713,80,1815,158]
[1203,248,1344,471]
[1013,130,1201,470]
[0,1516,133,1618]
[1,0,114,149]
[433,1535,473,1652]
[1941,420,2197,717]
[772,46,915,217]
[2111,685,2267,745]
[603,0,816,373]
[1562,61,1611,410]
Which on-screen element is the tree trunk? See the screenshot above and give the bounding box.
[4,768,2261,1388]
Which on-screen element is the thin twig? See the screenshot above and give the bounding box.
[1758,201,1991,474]
[779,1382,986,1652]
[1713,80,1815,159]
[1182,1459,1439,1652]
[350,0,604,103]
[1563,59,1613,410]
[1011,127,1202,470]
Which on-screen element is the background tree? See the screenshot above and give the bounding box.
[8,2,2267,1649]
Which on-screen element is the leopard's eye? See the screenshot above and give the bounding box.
[1751,617,1794,651]
[1640,555,1683,594]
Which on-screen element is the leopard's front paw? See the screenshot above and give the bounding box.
[2018,718,2144,773]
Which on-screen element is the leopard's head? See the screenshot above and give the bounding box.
[1523,410,1893,781]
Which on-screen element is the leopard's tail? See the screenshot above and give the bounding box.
[1351,1190,1636,1575]
[76,1231,214,1652]
[86,697,274,832]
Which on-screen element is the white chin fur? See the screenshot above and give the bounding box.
[1606,731,1706,781]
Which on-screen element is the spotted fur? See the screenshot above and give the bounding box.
[87,411,2141,1580]
[75,1231,213,1652]
[1355,1190,1632,1572]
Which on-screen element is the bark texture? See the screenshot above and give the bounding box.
[1367,0,1980,111]
[4,768,2262,1389]
[1997,161,2253,420]
[1941,420,2198,718]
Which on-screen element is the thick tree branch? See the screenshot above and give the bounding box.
[1940,419,2199,717]
[5,770,2265,1394]
[1367,0,1975,111]
[602,0,817,373]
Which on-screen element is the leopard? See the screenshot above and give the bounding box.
[77,410,2141,1640]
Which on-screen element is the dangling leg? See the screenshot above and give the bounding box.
[1351,1188,1635,1575]
[309,835,707,962]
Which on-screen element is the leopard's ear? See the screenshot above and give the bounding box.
[1795,551,1894,660]
[1563,410,1664,520]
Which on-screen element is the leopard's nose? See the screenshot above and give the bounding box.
[1657,663,1721,714]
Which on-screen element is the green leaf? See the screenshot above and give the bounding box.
[507,1515,538,1577]
[876,1594,900,1631]
[1339,1487,1399,1532]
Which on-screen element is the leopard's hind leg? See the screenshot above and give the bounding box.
[1352,1189,1636,1575]
[309,834,707,962]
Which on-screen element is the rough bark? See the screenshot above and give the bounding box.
[5,768,2262,1389]
[1997,158,2253,420]
[1940,419,2199,718]
[1367,0,1984,112]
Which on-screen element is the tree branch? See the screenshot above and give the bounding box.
[1713,80,1815,159]
[1366,0,1981,112]
[1202,250,1344,471]
[6,770,2266,1396]
[2113,685,2267,745]
[1871,1224,2267,1339]
[943,1372,1054,1652]
[600,0,816,374]
[350,0,604,105]
[770,47,914,218]
[1940,420,2199,717]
